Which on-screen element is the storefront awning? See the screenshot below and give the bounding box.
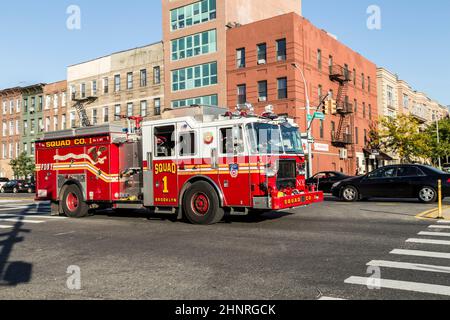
[363,149,394,161]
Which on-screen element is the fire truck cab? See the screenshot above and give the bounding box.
[36,105,323,225]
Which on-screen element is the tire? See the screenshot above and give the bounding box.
[61,185,89,218]
[340,186,359,202]
[28,188,33,194]
[183,181,224,225]
[418,186,437,204]
[0,188,4,194]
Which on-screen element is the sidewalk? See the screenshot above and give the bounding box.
[417,205,450,221]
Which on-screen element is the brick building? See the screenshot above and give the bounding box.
[0,87,22,178]
[162,0,302,110]
[227,13,379,175]
[43,80,68,133]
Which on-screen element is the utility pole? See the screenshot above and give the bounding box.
[292,63,313,178]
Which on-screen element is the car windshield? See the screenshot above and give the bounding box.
[246,122,304,155]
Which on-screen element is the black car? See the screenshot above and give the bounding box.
[306,171,350,193]
[0,180,35,194]
[331,164,450,204]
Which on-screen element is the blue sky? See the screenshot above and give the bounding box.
[0,0,449,105]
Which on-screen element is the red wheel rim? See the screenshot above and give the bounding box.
[191,193,210,216]
[66,192,79,212]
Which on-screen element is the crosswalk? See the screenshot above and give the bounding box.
[340,219,450,299]
[0,202,66,229]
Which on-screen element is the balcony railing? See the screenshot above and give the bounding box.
[329,65,352,83]
[332,133,353,147]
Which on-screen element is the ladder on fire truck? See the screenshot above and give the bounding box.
[71,96,98,127]
[329,65,355,162]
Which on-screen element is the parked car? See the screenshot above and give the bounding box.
[0,180,35,194]
[306,171,350,193]
[331,164,450,204]
[0,177,9,189]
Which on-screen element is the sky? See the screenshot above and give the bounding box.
[0,0,449,105]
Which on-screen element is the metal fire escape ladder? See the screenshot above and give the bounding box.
[72,97,98,127]
[329,65,354,148]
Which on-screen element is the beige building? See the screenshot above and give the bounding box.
[162,0,302,109]
[377,67,449,124]
[67,42,164,128]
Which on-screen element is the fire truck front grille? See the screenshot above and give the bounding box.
[277,160,297,190]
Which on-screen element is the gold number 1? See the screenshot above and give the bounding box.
[162,176,169,194]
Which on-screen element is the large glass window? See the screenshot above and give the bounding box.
[172,95,218,108]
[172,30,217,61]
[276,39,286,61]
[170,0,216,31]
[258,81,267,101]
[237,84,246,104]
[277,77,288,99]
[246,123,303,155]
[172,62,217,92]
[236,48,245,68]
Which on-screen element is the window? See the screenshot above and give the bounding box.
[172,62,217,92]
[81,83,86,98]
[277,77,288,99]
[397,167,426,177]
[127,72,133,90]
[154,125,175,157]
[237,84,247,104]
[140,101,147,117]
[320,120,324,139]
[45,96,51,110]
[154,98,161,116]
[179,132,196,156]
[171,95,218,108]
[317,49,322,71]
[328,56,333,74]
[220,126,244,155]
[103,78,109,94]
[45,118,49,132]
[114,105,121,121]
[403,94,409,109]
[23,98,28,112]
[23,120,28,135]
[368,76,371,92]
[62,114,66,129]
[53,94,59,109]
[103,107,109,123]
[387,85,394,106]
[258,81,268,102]
[361,73,365,90]
[364,129,368,145]
[127,103,133,117]
[170,0,216,31]
[62,92,67,106]
[344,64,349,80]
[368,167,397,179]
[368,104,372,120]
[16,99,21,113]
[92,109,98,125]
[257,43,267,64]
[70,112,76,128]
[353,68,356,85]
[276,39,286,61]
[355,127,359,145]
[236,48,245,68]
[318,85,323,103]
[140,69,147,87]
[153,66,161,85]
[53,116,58,131]
[362,102,366,118]
[2,121,6,136]
[114,75,121,92]
[171,30,217,61]
[92,80,97,95]
[15,120,19,135]
[331,121,336,138]
[38,96,43,111]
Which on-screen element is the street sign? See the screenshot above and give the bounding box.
[314,112,325,120]
[307,114,314,122]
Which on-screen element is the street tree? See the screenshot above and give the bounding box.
[9,152,35,180]
[424,118,450,166]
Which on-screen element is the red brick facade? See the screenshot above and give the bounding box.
[227,13,378,175]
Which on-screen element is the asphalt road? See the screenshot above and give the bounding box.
[0,194,449,300]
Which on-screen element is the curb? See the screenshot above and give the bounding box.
[416,206,450,221]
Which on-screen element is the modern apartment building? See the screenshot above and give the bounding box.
[378,67,449,124]
[0,87,23,178]
[162,0,302,110]
[227,13,378,175]
[67,42,164,128]
[22,84,46,159]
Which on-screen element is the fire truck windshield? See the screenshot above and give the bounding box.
[246,123,304,155]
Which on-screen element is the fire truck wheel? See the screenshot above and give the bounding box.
[183,181,224,225]
[61,185,89,218]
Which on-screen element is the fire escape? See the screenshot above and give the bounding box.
[71,96,98,128]
[329,65,355,159]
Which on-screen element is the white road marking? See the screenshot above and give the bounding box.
[419,231,450,238]
[406,238,450,246]
[345,277,450,296]
[391,249,450,259]
[437,220,450,224]
[0,214,65,220]
[0,206,29,212]
[0,225,13,229]
[429,225,450,229]
[318,296,346,300]
[0,218,45,224]
[367,260,450,274]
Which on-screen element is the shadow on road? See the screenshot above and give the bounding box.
[0,205,35,286]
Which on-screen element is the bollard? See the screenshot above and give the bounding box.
[438,180,443,219]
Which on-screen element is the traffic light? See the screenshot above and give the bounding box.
[322,101,329,115]
[330,99,337,115]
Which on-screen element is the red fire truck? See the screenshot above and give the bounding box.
[35,105,323,225]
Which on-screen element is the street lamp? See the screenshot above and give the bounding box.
[292,63,313,178]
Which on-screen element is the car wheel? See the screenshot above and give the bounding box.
[183,181,224,225]
[61,185,89,218]
[418,186,437,204]
[341,186,359,202]
[0,188,4,193]
[28,188,33,194]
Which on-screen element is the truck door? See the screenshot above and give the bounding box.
[218,125,251,207]
[152,125,178,207]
